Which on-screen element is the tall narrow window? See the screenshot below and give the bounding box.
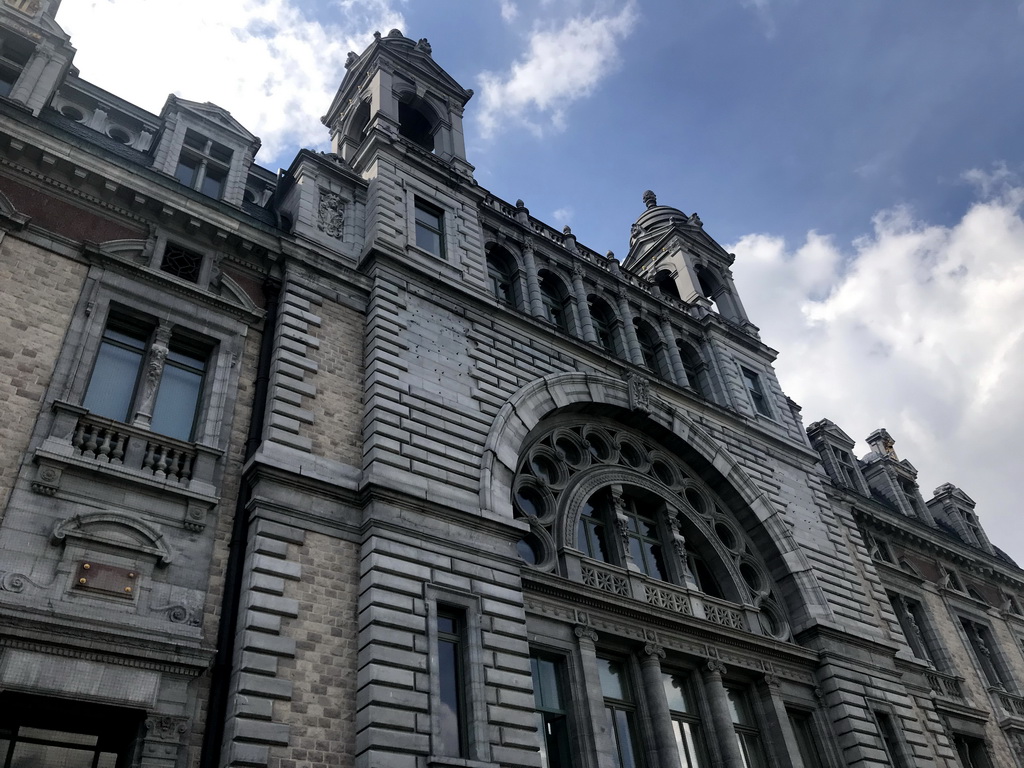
[787,709,827,768]
[663,672,709,768]
[831,446,860,489]
[415,199,445,258]
[487,249,517,307]
[677,342,709,400]
[540,273,570,332]
[436,608,466,757]
[887,592,935,664]
[952,734,994,768]
[873,711,908,768]
[621,494,666,581]
[598,657,642,768]
[151,340,207,441]
[960,617,1010,690]
[740,368,771,417]
[83,318,150,423]
[634,321,665,377]
[726,688,767,768]
[531,654,574,768]
[589,297,617,354]
[578,490,612,563]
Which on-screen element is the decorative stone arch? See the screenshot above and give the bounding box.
[341,96,372,147]
[392,83,446,152]
[480,370,831,624]
[53,510,174,565]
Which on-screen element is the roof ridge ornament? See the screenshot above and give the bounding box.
[642,189,657,209]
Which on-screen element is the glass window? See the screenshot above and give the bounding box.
[740,368,771,417]
[598,657,641,768]
[174,154,200,187]
[787,709,827,768]
[634,321,661,373]
[588,297,617,353]
[437,608,466,757]
[831,446,860,488]
[726,688,766,768]
[82,312,209,441]
[873,711,907,768]
[531,654,574,768]
[578,490,612,563]
[663,672,708,768]
[175,130,232,200]
[540,274,570,331]
[487,251,516,306]
[677,342,709,399]
[415,200,445,258]
[622,494,666,581]
[83,321,149,422]
[159,242,204,283]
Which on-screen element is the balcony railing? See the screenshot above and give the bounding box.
[926,670,965,703]
[34,401,221,497]
[995,689,1024,720]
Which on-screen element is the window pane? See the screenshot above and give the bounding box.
[151,362,203,441]
[608,708,639,768]
[674,721,707,768]
[83,340,145,421]
[438,637,462,756]
[175,156,198,186]
[415,222,442,255]
[201,167,226,199]
[10,742,95,768]
[598,658,628,701]
[531,657,562,710]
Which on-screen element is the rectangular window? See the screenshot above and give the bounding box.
[436,607,467,757]
[175,129,232,200]
[953,734,994,768]
[873,711,907,768]
[414,199,445,258]
[597,657,642,768]
[82,311,209,441]
[662,671,709,768]
[831,446,860,488]
[725,687,767,768]
[960,617,1010,690]
[787,709,827,768]
[740,368,771,417]
[531,654,574,768]
[887,592,935,663]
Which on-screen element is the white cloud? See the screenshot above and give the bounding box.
[731,178,1024,564]
[476,2,638,139]
[499,0,519,22]
[552,207,574,225]
[56,0,405,166]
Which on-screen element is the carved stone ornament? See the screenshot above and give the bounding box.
[183,501,208,533]
[705,658,727,676]
[145,715,190,742]
[317,189,345,239]
[574,624,598,643]
[32,462,62,496]
[643,643,666,660]
[626,372,651,414]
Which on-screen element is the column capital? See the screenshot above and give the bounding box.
[574,624,598,643]
[643,642,666,660]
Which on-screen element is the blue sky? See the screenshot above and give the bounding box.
[60,0,1024,565]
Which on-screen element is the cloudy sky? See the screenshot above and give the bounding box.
[58,0,1024,564]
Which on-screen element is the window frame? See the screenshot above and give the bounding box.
[739,366,772,418]
[414,197,446,260]
[530,651,577,768]
[724,686,768,768]
[596,654,645,768]
[175,129,233,200]
[662,669,711,768]
[870,709,910,768]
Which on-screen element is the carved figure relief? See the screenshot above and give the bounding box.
[317,190,345,239]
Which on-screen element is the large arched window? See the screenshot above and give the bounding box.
[539,271,572,333]
[397,95,438,152]
[486,246,519,308]
[587,296,618,354]
[654,269,682,301]
[511,418,790,640]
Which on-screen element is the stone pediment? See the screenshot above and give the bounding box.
[160,95,260,146]
[53,511,174,565]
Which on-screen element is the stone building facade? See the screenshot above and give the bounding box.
[0,3,1023,768]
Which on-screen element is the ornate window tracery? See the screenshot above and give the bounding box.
[511,418,790,639]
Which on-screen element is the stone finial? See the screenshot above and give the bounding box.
[562,225,572,235]
[373,31,382,40]
[387,29,403,38]
[515,199,525,208]
[606,250,615,259]
[642,190,657,209]
[345,51,358,68]
[415,38,432,54]
[866,428,897,459]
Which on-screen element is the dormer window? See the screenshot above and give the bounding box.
[175,130,232,200]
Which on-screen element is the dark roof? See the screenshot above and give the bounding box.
[241,198,278,227]
[40,109,153,167]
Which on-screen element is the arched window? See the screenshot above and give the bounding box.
[654,269,681,301]
[634,319,668,379]
[677,341,711,400]
[588,296,618,354]
[510,418,791,640]
[486,247,518,307]
[539,272,571,332]
[397,96,437,152]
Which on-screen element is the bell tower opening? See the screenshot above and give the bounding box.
[398,97,436,152]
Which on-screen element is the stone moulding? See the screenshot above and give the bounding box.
[52,510,174,565]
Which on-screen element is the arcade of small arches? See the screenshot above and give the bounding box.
[485,242,717,401]
[510,417,791,642]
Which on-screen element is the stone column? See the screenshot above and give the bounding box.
[615,290,644,366]
[659,315,688,387]
[638,643,681,768]
[8,45,49,105]
[759,673,801,768]
[574,624,619,768]
[571,262,598,343]
[132,324,172,428]
[27,52,66,114]
[702,659,745,768]
[522,239,546,320]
